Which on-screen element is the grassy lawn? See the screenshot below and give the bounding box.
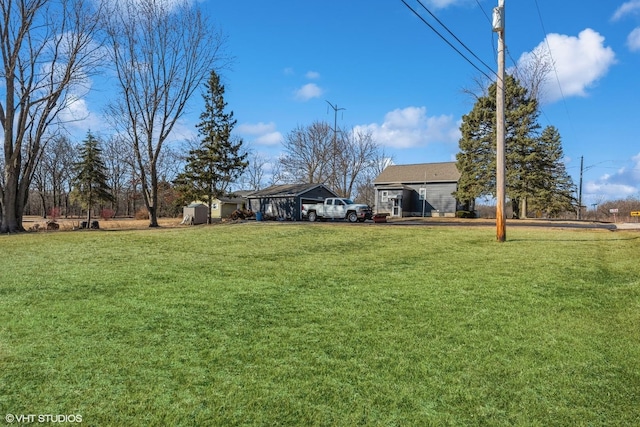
[1,223,639,426]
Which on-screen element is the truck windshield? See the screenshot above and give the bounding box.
[341,199,354,204]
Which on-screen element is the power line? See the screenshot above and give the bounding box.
[400,0,495,81]
[532,0,566,104]
[475,0,493,25]
[475,0,498,63]
[532,0,574,134]
[414,0,496,78]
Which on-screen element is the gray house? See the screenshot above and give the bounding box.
[247,183,338,220]
[373,162,461,217]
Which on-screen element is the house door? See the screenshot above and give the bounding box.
[392,198,402,217]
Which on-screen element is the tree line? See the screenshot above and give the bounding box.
[0,0,387,232]
[1,0,596,232]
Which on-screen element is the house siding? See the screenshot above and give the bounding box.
[406,182,458,216]
[373,162,460,217]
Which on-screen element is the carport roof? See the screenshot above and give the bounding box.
[247,183,337,198]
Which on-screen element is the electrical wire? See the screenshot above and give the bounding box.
[475,0,493,25]
[400,0,495,81]
[475,0,498,63]
[415,0,496,77]
[533,0,566,105]
[532,0,574,133]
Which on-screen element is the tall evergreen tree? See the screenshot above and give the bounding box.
[455,75,573,217]
[526,126,576,217]
[71,132,114,225]
[174,70,247,223]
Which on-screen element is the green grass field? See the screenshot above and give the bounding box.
[1,223,639,426]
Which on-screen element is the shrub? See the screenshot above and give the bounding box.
[135,208,149,220]
[100,208,115,221]
[456,210,477,218]
[48,207,61,220]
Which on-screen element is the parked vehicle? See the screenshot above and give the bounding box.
[302,198,373,223]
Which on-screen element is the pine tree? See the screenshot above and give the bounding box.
[455,75,574,217]
[71,132,114,226]
[174,70,248,223]
[526,126,576,217]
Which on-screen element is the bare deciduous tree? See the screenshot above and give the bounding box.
[279,121,382,199]
[102,134,134,216]
[355,148,393,206]
[512,46,554,103]
[1,0,104,232]
[279,121,333,184]
[103,0,227,227]
[241,151,270,191]
[31,135,76,217]
[462,47,554,105]
[334,128,379,199]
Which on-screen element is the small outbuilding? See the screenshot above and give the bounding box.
[182,203,208,225]
[247,183,338,220]
[210,195,248,219]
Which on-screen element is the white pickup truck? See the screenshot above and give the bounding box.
[302,198,373,223]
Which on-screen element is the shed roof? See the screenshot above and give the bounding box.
[217,196,245,204]
[247,183,337,198]
[374,162,460,184]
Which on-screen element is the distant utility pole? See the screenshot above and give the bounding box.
[493,0,506,242]
[326,100,345,192]
[577,155,584,220]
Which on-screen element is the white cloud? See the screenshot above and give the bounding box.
[427,0,469,9]
[59,98,94,128]
[237,121,283,146]
[111,0,194,13]
[627,27,640,51]
[612,0,640,21]
[585,181,637,200]
[305,71,320,79]
[237,122,276,135]
[585,152,640,201]
[294,83,323,101]
[354,106,460,149]
[255,132,284,145]
[518,29,616,103]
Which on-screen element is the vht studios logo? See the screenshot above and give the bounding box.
[5,414,83,423]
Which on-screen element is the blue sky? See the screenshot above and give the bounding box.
[76,0,640,205]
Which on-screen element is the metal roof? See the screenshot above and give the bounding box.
[246,183,337,198]
[373,162,460,184]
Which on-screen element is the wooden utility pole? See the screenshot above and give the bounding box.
[577,155,584,220]
[493,0,506,242]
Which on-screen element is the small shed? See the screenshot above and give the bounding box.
[211,196,247,219]
[247,183,338,220]
[182,203,208,225]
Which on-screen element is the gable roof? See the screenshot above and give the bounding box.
[216,196,245,204]
[247,183,337,198]
[373,162,460,184]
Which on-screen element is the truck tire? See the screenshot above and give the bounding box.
[308,211,317,222]
[347,211,358,223]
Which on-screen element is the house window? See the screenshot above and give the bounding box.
[212,203,218,210]
[381,191,388,203]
